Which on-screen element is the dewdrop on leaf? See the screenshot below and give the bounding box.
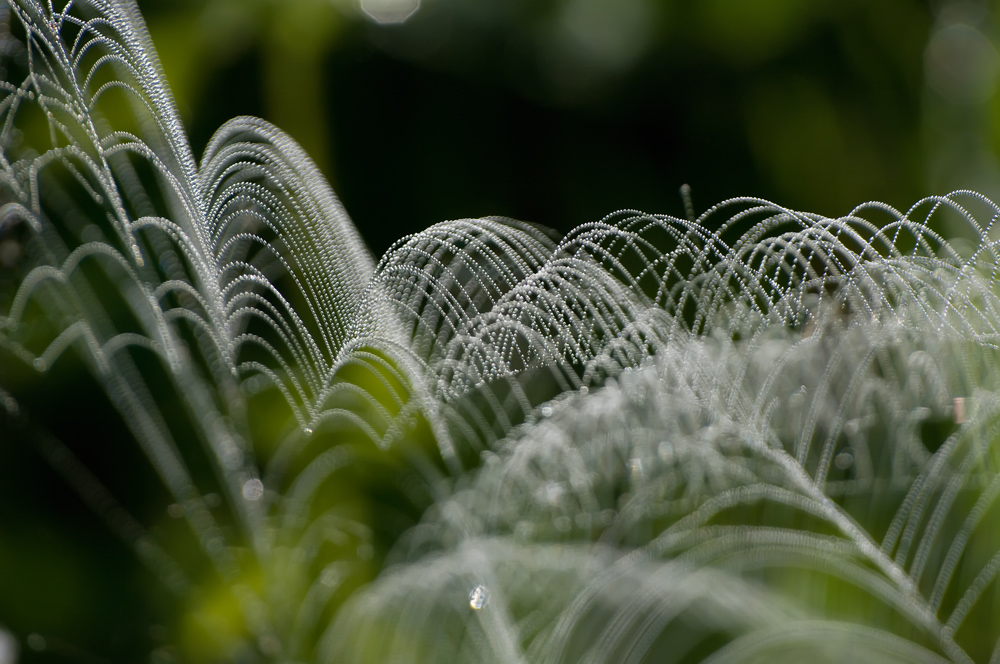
[469,584,489,610]
[242,478,264,501]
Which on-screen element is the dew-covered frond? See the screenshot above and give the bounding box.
[11,2,1000,663]
[339,194,1000,465]
[201,116,374,397]
[346,299,1000,661]
[0,1,256,592]
[327,538,801,664]
[0,4,385,659]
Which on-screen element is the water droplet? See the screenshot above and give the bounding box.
[834,451,854,470]
[658,441,674,463]
[222,448,242,470]
[469,584,489,610]
[32,357,46,372]
[242,478,264,501]
[3,397,18,415]
[628,457,644,479]
[541,481,565,506]
[541,406,553,417]
[26,634,45,652]
[320,567,342,587]
[579,385,589,396]
[303,427,314,436]
[205,536,225,555]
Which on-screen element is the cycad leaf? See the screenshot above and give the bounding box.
[6,2,1000,663]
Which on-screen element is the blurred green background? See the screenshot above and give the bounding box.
[138,0,993,254]
[4,0,1000,661]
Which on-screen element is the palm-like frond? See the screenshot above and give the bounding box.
[5,1,1000,662]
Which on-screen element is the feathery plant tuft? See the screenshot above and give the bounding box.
[5,1,1000,662]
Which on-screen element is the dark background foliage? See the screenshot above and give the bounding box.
[137,0,958,255]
